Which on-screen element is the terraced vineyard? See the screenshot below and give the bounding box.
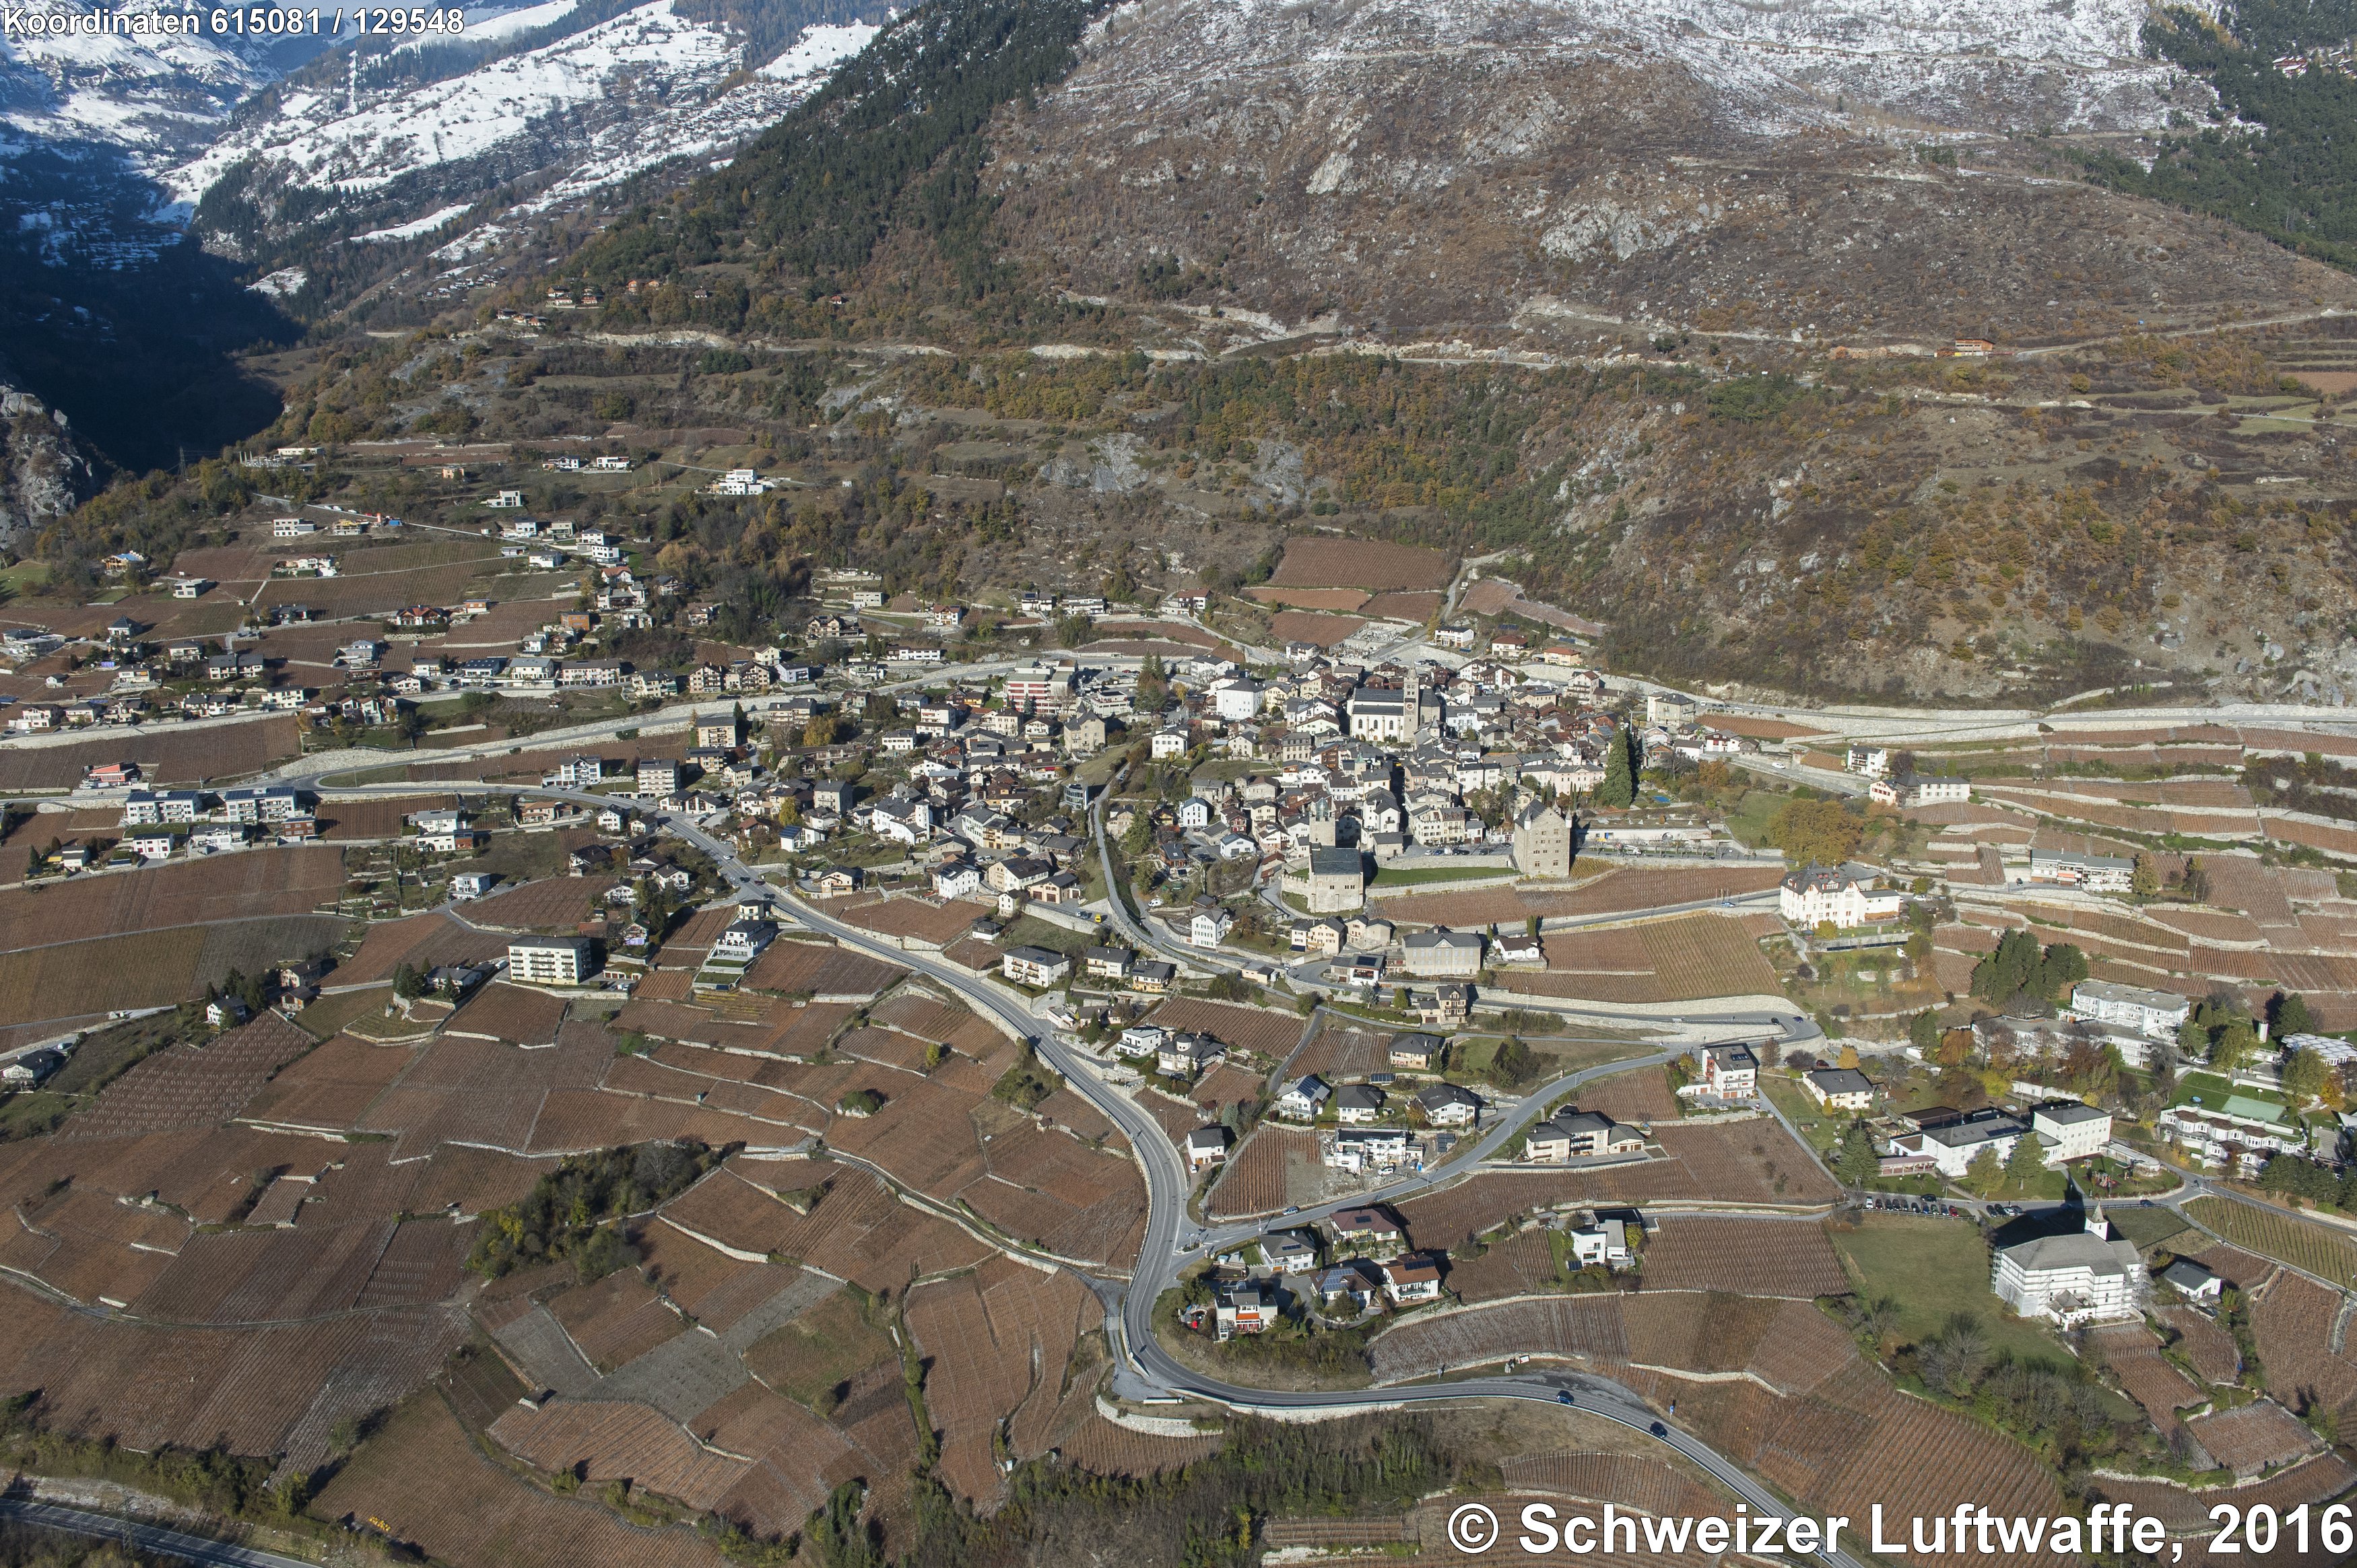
[2185,1196,2357,1290]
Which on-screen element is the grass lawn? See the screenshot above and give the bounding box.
[1369,865,1515,887]
[832,836,913,869]
[739,1287,897,1412]
[1981,1165,2070,1202]
[1074,749,1127,788]
[0,1089,71,1141]
[1830,1215,2069,1366]
[1762,1072,1840,1154]
[1001,914,1099,958]
[464,830,575,886]
[0,561,51,598]
[314,764,414,786]
[2172,1072,2290,1126]
[290,986,391,1042]
[1723,789,1787,850]
[2105,1204,2193,1254]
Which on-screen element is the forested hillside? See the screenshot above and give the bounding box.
[2091,0,2357,267]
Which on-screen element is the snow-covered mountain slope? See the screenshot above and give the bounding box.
[3,3,265,156]
[170,5,869,211]
[1061,0,2212,147]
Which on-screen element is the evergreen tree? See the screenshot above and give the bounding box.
[1597,726,1636,808]
[2212,1017,2259,1074]
[1908,1009,1941,1054]
[2270,990,2315,1039]
[2003,1128,2047,1189]
[2284,1047,2330,1105]
[1834,1120,1879,1185]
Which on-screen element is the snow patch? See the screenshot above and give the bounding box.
[348,202,473,242]
[251,265,306,297]
[394,0,581,53]
[758,22,876,80]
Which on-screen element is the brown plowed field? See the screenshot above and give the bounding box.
[663,1163,991,1293]
[1498,1451,1725,1518]
[341,911,510,985]
[743,940,904,996]
[1574,1066,1678,1124]
[1244,586,1372,611]
[463,876,614,932]
[405,1145,558,1216]
[1059,1413,1222,1476]
[132,1218,396,1324]
[548,1270,686,1371]
[2158,1305,2242,1386]
[1371,1295,1631,1379]
[1266,611,1364,647]
[1150,998,1305,1058]
[2185,1400,2319,1474]
[489,1399,749,1511]
[444,982,568,1044]
[832,896,993,947]
[239,1035,418,1130]
[905,1258,1092,1507]
[62,1011,318,1140]
[1205,1126,1319,1219]
[1639,1218,1849,1298]
[0,1296,465,1463]
[1360,590,1444,622]
[1288,1015,1393,1078]
[0,715,301,790]
[354,1219,473,1309]
[1650,1121,1838,1203]
[0,1124,323,1221]
[1269,538,1452,591]
[1396,1172,1602,1248]
[1503,915,1778,1003]
[2089,1323,2203,1436]
[527,1090,761,1154]
[313,1394,730,1568]
[1447,1230,1561,1302]
[317,795,458,840]
[0,847,342,950]
[1375,866,1786,928]
[0,929,207,1028]
[2253,1273,2357,1427]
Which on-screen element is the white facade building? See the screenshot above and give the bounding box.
[1991,1208,2144,1326]
[2030,1101,2112,1165]
[510,936,595,986]
[2067,980,2189,1041]
[1779,863,1904,929]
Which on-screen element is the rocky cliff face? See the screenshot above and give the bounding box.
[983,0,2357,347]
[0,379,96,548]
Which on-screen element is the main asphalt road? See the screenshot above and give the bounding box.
[0,1498,317,1568]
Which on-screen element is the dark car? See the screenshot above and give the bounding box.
[1649,1421,1668,1437]
[1556,1390,1575,1406]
